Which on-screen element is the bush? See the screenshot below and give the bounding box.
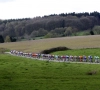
[40,46,71,54]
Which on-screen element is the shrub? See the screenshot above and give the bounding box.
[40,46,71,54]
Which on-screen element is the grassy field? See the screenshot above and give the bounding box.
[0,35,100,90]
[0,54,100,90]
[0,35,100,53]
[52,48,100,56]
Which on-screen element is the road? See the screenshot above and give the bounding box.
[4,52,100,64]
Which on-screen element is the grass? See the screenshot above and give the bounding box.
[51,48,100,57]
[0,35,100,90]
[73,30,90,36]
[0,35,100,53]
[0,54,100,90]
[0,48,10,54]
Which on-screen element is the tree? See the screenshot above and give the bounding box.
[0,35,4,43]
[10,36,17,42]
[92,25,100,34]
[38,28,48,36]
[0,11,100,40]
[80,17,91,30]
[44,33,57,38]
[30,31,39,38]
[64,27,73,36]
[90,30,94,35]
[5,35,11,42]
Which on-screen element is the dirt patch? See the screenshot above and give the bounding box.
[86,70,97,75]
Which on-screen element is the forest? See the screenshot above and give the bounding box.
[0,11,100,43]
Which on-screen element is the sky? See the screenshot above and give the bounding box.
[0,0,99,20]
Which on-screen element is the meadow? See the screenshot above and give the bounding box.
[52,48,100,57]
[0,54,100,90]
[0,35,100,90]
[0,35,100,53]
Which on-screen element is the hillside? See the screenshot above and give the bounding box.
[0,11,100,42]
[0,54,100,90]
[0,35,100,53]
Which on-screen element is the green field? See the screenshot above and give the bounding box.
[52,48,100,56]
[0,54,100,90]
[0,35,100,90]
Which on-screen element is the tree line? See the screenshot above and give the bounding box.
[0,11,100,43]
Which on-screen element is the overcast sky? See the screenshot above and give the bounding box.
[0,0,99,19]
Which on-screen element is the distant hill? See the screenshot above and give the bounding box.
[0,11,100,41]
